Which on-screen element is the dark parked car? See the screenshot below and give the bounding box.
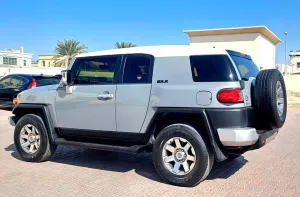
[0,74,59,108]
[55,74,62,81]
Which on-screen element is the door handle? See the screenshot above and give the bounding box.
[97,91,114,100]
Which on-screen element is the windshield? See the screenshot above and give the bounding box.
[230,55,259,80]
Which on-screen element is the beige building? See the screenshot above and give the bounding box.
[32,54,68,68]
[38,54,58,67]
[184,26,281,70]
[31,61,39,67]
[289,50,300,73]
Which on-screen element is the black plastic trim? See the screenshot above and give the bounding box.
[57,127,150,144]
[206,107,254,132]
[55,138,144,153]
[145,107,227,161]
[226,50,252,60]
[12,103,58,143]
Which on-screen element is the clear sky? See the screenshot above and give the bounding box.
[1,0,299,63]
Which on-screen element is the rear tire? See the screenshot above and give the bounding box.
[153,124,214,187]
[254,69,287,129]
[14,114,57,162]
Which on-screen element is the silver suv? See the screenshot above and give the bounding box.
[9,45,287,187]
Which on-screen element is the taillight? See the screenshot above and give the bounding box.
[217,88,244,103]
[27,78,37,89]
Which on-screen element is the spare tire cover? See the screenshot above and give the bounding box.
[253,69,287,130]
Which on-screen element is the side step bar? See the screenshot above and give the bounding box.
[55,138,146,153]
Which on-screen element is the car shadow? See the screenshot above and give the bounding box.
[5,144,247,184]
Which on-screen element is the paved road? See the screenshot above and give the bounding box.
[1,109,300,197]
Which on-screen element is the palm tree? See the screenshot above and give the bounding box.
[53,39,87,67]
[115,42,137,49]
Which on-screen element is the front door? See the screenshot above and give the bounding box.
[116,54,153,133]
[55,55,122,135]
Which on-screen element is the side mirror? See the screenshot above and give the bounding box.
[61,70,72,85]
[59,70,73,94]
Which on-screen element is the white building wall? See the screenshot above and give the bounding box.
[255,34,276,69]
[0,50,33,68]
[16,56,32,68]
[189,33,276,69]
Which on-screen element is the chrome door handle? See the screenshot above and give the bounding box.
[97,93,114,100]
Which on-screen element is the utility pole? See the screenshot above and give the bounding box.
[284,32,288,75]
[20,46,24,68]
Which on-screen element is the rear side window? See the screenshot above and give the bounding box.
[122,55,152,84]
[190,55,238,82]
[230,55,259,80]
[35,78,59,86]
[10,76,29,87]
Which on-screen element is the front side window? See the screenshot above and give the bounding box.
[72,56,119,85]
[297,62,300,69]
[190,55,238,82]
[122,55,151,84]
[3,57,17,65]
[23,60,27,67]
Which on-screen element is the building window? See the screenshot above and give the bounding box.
[42,61,45,67]
[3,57,17,65]
[48,62,50,67]
[23,60,26,67]
[297,62,300,69]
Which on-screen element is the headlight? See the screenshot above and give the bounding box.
[17,93,22,101]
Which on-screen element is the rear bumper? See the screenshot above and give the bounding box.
[217,127,278,147]
[207,107,278,149]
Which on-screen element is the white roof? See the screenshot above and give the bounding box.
[76,45,227,58]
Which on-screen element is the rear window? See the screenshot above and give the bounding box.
[35,77,59,86]
[190,55,238,82]
[230,55,259,80]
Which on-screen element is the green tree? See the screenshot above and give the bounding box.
[115,42,137,49]
[53,39,87,67]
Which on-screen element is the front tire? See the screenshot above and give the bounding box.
[14,114,57,162]
[153,124,214,187]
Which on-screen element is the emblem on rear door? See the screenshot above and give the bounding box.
[157,80,168,83]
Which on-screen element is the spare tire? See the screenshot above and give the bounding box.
[253,69,287,130]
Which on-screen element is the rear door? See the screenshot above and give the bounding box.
[115,54,153,133]
[228,52,260,107]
